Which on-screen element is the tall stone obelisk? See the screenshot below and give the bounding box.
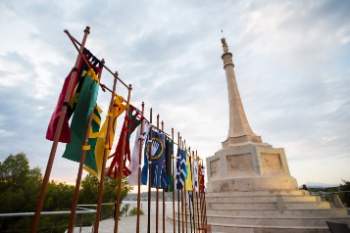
[205,38,350,233]
[206,38,298,192]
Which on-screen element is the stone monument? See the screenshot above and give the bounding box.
[205,38,350,233]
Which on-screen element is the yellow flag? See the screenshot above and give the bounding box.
[84,94,127,180]
[184,153,193,191]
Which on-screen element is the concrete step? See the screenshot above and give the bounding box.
[211,223,330,233]
[206,195,318,204]
[208,201,331,210]
[206,208,348,217]
[206,190,310,198]
[207,215,350,227]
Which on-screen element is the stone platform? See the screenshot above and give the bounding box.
[205,190,350,233]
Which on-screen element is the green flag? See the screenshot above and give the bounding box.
[62,69,99,171]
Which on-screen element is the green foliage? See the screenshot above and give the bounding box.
[0,153,134,232]
[339,179,350,207]
[128,207,144,216]
[79,173,133,204]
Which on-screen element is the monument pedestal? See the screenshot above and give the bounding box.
[206,140,350,233]
[207,141,298,192]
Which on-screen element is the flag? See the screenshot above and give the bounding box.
[176,148,186,190]
[184,151,193,191]
[107,105,141,179]
[141,125,151,185]
[192,158,199,192]
[46,49,102,143]
[199,163,206,193]
[141,129,169,188]
[127,118,148,186]
[85,94,127,180]
[165,137,174,192]
[62,68,99,171]
[46,61,83,142]
[83,105,102,176]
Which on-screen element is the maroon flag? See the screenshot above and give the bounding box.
[46,49,102,143]
[107,105,142,179]
[46,62,83,143]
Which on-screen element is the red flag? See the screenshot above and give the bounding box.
[107,105,142,179]
[199,163,206,193]
[46,49,102,143]
[46,63,83,143]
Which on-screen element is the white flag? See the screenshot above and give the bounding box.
[127,119,149,186]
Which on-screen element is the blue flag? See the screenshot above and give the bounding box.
[141,129,169,188]
[176,148,186,189]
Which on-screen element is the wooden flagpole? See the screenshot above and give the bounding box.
[147,108,153,233]
[67,62,104,233]
[68,111,94,233]
[181,139,185,233]
[114,84,132,233]
[188,149,194,233]
[172,128,176,233]
[156,114,160,233]
[161,120,166,233]
[177,132,181,233]
[195,153,200,231]
[136,102,145,233]
[184,144,188,233]
[93,71,119,233]
[30,26,90,233]
[192,151,198,233]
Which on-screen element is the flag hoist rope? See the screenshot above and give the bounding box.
[30,26,91,233]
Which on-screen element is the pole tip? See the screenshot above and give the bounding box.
[84,26,90,34]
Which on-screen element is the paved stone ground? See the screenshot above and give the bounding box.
[73,214,201,233]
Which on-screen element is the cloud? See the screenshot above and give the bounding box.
[0,0,349,186]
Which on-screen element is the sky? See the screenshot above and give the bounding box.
[0,0,349,188]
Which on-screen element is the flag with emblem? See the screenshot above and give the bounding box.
[141,129,168,188]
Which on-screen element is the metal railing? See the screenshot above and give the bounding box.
[0,203,115,233]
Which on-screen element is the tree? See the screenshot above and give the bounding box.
[0,153,43,231]
[79,172,133,221]
[79,172,133,204]
[340,180,350,207]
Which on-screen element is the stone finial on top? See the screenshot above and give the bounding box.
[221,38,229,52]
